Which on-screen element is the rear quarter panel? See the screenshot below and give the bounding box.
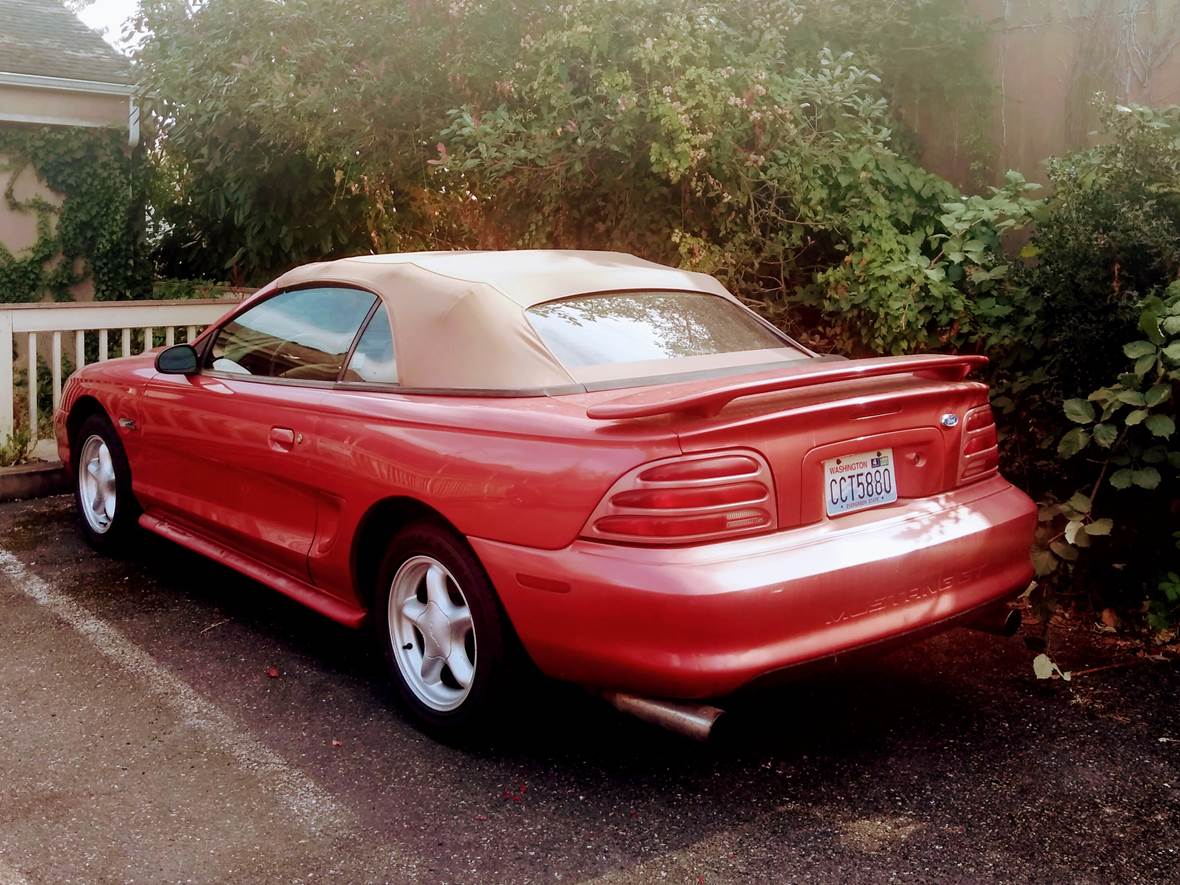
[306,388,683,595]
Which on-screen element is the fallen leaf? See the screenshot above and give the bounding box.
[331,738,343,747]
[265,665,280,678]
[1032,654,1055,680]
[1033,653,1072,682]
[1101,608,1119,628]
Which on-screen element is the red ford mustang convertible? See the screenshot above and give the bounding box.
[56,251,1035,739]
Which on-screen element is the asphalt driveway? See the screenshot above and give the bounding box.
[0,495,1177,883]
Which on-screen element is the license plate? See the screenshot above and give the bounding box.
[823,448,898,516]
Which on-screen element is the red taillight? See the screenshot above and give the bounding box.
[637,455,760,482]
[611,481,767,510]
[963,424,997,455]
[959,404,1000,482]
[965,408,993,432]
[582,451,777,545]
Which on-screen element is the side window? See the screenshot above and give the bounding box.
[209,287,376,381]
[343,306,398,384]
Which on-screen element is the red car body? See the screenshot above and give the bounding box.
[55,251,1035,702]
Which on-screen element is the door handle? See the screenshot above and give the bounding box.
[269,426,296,452]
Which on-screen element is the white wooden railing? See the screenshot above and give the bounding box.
[0,296,249,449]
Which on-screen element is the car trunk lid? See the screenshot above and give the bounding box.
[585,355,994,530]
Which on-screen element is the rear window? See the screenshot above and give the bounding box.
[527,291,790,369]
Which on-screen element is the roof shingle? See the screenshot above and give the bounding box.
[0,0,130,85]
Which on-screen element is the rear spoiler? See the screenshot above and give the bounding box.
[585,354,988,420]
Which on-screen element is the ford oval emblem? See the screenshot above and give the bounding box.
[941,413,959,428]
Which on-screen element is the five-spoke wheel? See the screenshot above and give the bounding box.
[72,413,137,552]
[78,433,117,534]
[389,555,477,712]
[376,521,520,739]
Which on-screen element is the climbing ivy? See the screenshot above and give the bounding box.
[0,126,151,302]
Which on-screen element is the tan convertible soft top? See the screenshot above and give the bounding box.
[271,250,799,391]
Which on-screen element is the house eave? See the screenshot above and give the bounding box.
[0,70,133,97]
[0,71,138,146]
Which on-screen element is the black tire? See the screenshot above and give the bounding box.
[372,520,520,741]
[71,412,139,554]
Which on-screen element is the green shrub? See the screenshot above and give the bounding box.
[136,0,992,285]
[1037,284,1180,627]
[1019,104,1180,402]
[0,428,32,468]
[437,2,1007,353]
[150,277,235,300]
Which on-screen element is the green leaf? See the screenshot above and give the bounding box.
[1145,414,1175,438]
[1031,547,1058,576]
[1058,427,1090,457]
[1110,468,1134,489]
[1132,467,1162,489]
[1124,340,1157,359]
[1142,303,1167,345]
[1092,422,1118,448]
[1050,540,1079,561]
[1135,353,1158,377]
[1143,446,1167,464]
[1063,398,1095,424]
[1085,518,1113,536]
[1117,390,1147,407]
[1064,519,1084,544]
[1125,409,1148,426]
[991,395,1015,413]
[1066,491,1092,514]
[1145,384,1171,407]
[1163,341,1180,364]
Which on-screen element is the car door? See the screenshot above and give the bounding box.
[136,285,379,581]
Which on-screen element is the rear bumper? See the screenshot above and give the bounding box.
[471,475,1036,699]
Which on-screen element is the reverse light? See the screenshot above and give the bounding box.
[959,404,1000,482]
[581,451,777,545]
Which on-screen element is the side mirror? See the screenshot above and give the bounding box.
[155,343,199,375]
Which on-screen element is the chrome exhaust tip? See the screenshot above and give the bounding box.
[968,605,1021,637]
[601,691,725,742]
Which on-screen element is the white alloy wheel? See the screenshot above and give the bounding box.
[78,433,117,534]
[388,555,477,712]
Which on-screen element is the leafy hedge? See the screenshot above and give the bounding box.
[135,0,991,283]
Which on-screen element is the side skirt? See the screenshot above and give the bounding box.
[139,513,367,629]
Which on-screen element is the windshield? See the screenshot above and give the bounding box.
[527,290,796,370]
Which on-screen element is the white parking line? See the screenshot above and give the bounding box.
[0,547,347,838]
